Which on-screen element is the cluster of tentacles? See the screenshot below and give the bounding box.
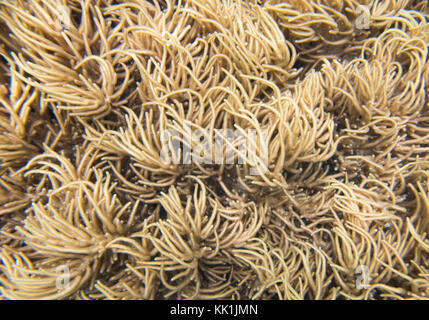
[0,0,429,300]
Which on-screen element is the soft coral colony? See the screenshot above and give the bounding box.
[0,0,429,300]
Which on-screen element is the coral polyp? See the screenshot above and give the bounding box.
[0,0,428,300]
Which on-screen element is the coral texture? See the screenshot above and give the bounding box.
[0,0,428,300]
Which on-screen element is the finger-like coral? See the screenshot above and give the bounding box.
[1,0,429,300]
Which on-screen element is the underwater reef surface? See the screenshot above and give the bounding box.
[0,0,429,300]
